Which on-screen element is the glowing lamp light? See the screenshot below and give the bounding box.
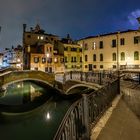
[46,53,50,58]
[17,58,20,62]
[54,57,57,62]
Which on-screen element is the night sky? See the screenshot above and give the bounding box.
[0,0,140,51]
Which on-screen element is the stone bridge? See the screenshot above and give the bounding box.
[0,70,55,88]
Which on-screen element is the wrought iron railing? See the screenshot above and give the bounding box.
[54,79,119,140]
[64,71,117,85]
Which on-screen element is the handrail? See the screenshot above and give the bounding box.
[53,79,119,140]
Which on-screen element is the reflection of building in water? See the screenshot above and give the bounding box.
[22,83,43,103]
[22,82,31,104]
[30,85,43,101]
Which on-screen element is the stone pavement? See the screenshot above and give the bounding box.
[91,96,140,140]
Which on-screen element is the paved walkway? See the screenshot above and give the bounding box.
[91,96,140,140]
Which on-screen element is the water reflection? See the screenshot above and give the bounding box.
[0,80,53,112]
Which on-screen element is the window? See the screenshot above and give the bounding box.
[80,57,82,62]
[112,53,116,61]
[93,54,96,61]
[79,48,82,52]
[113,65,116,69]
[60,58,64,63]
[112,39,116,47]
[27,35,31,38]
[120,52,125,61]
[50,47,52,52]
[42,57,46,63]
[93,65,96,69]
[99,41,103,49]
[84,43,88,50]
[100,54,103,61]
[120,38,125,45]
[92,42,96,50]
[40,36,44,40]
[65,57,68,62]
[134,36,140,44]
[47,58,52,63]
[134,51,139,60]
[71,57,73,62]
[64,47,68,51]
[85,65,88,68]
[100,65,103,69]
[74,57,76,62]
[34,57,39,63]
[85,55,88,61]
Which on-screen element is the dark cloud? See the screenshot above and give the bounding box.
[0,0,140,51]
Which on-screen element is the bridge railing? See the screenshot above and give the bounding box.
[54,79,119,140]
[64,71,117,85]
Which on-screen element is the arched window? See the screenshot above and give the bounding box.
[121,52,125,61]
[112,53,116,61]
[85,55,88,61]
[134,51,139,60]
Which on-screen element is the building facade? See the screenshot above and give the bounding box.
[2,45,23,69]
[61,35,82,72]
[78,29,140,71]
[23,24,65,73]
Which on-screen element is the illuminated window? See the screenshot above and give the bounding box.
[112,53,116,61]
[40,36,44,40]
[92,42,96,50]
[134,51,139,60]
[54,57,58,63]
[42,57,46,63]
[34,57,39,63]
[120,52,125,61]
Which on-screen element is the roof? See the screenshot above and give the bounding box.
[78,29,138,41]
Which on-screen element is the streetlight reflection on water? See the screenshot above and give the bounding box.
[45,112,51,120]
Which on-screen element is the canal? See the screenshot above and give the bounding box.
[0,80,81,140]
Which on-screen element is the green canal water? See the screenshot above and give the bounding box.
[0,80,77,140]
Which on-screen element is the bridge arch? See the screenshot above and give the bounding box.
[66,84,98,94]
[0,70,55,89]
